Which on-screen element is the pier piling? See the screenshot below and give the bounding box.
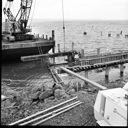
[80,49,84,58]
[97,48,100,56]
[72,42,74,51]
[120,64,124,78]
[57,44,60,53]
[52,30,55,40]
[105,67,110,84]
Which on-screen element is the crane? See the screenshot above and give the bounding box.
[3,0,33,41]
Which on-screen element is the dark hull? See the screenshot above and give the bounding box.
[2,45,53,61]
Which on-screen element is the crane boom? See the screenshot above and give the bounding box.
[3,0,33,34]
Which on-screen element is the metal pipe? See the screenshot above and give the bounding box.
[9,96,78,125]
[20,101,81,125]
[60,67,107,90]
[33,101,82,125]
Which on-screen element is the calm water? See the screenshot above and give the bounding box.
[2,20,128,83]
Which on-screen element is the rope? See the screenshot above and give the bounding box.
[62,0,66,52]
[29,0,36,29]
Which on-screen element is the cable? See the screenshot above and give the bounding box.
[62,0,66,52]
[29,0,36,29]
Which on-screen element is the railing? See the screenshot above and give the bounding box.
[78,52,128,66]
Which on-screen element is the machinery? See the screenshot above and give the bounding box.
[94,82,128,126]
[2,0,34,41]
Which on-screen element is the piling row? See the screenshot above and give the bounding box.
[67,59,128,72]
[79,52,128,66]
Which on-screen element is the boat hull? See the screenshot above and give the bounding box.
[2,40,55,61]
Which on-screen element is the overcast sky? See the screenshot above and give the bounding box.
[2,0,128,21]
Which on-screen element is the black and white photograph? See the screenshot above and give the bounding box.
[1,0,128,126]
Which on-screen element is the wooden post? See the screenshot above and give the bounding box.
[97,48,100,56]
[120,64,124,78]
[72,42,74,51]
[105,67,109,84]
[52,45,55,64]
[46,35,48,40]
[60,67,107,90]
[84,71,89,88]
[57,44,60,53]
[80,49,84,58]
[52,30,55,40]
[42,34,44,39]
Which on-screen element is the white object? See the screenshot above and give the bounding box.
[123,82,128,91]
[1,95,7,101]
[94,87,127,126]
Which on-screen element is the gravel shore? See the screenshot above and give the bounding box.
[1,64,128,126]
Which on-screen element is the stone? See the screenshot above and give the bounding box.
[67,88,75,95]
[54,84,63,90]
[39,89,54,101]
[54,89,67,99]
[31,91,41,101]
[31,86,42,94]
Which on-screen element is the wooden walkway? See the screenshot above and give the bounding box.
[74,51,128,66]
[58,51,128,73]
[66,59,128,73]
[21,50,78,62]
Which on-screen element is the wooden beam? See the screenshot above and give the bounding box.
[21,51,78,62]
[60,67,107,90]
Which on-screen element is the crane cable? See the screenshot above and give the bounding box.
[29,0,36,30]
[62,0,66,52]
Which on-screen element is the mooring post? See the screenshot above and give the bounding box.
[42,34,44,39]
[80,49,84,58]
[57,44,60,53]
[52,30,55,40]
[108,33,111,37]
[105,66,109,84]
[120,64,124,78]
[52,30,55,64]
[84,70,89,88]
[72,42,74,51]
[97,48,100,56]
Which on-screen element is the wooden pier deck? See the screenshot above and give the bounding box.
[58,51,128,73]
[66,59,128,73]
[21,50,78,62]
[75,51,128,66]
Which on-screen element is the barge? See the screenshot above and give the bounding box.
[2,0,55,61]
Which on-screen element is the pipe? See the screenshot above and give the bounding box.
[60,67,107,90]
[9,96,78,125]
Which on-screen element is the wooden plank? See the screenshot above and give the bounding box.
[60,67,107,90]
[21,51,78,62]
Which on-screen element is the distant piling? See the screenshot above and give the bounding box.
[72,42,74,51]
[108,33,111,37]
[97,48,100,56]
[120,64,124,79]
[52,30,55,40]
[80,49,84,58]
[58,44,60,53]
[105,67,109,84]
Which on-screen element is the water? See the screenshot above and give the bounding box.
[2,20,128,84]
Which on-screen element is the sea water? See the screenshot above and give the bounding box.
[2,20,128,85]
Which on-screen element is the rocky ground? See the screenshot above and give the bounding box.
[1,69,128,126]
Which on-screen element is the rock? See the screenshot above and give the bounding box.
[54,89,67,99]
[62,94,70,99]
[39,89,54,101]
[31,87,42,94]
[54,84,63,90]
[31,91,41,103]
[67,88,75,95]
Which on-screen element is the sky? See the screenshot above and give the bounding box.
[2,0,128,21]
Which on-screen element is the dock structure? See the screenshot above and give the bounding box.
[58,51,128,83]
[76,51,128,66]
[21,50,78,62]
[66,59,128,72]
